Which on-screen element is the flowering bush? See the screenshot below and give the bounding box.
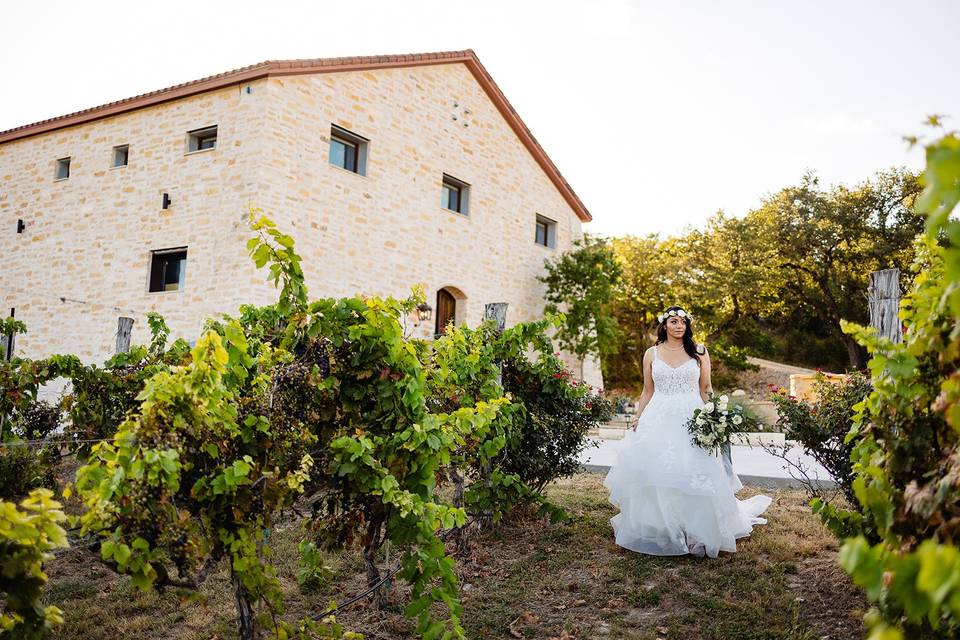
[686,393,755,454]
[770,371,871,504]
[499,351,613,493]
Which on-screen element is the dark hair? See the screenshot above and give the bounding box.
[655,306,704,365]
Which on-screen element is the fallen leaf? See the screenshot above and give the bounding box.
[520,611,539,625]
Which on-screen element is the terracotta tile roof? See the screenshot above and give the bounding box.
[0,50,591,221]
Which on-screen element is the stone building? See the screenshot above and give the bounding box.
[0,50,601,386]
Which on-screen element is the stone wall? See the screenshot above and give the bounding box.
[0,79,275,364]
[253,64,586,340]
[0,61,601,388]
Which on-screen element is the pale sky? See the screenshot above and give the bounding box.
[2,0,957,237]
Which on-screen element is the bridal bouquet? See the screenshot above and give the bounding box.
[686,393,754,455]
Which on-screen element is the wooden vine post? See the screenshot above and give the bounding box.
[868,269,903,344]
[115,316,134,353]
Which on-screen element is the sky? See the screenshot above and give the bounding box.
[2,0,957,238]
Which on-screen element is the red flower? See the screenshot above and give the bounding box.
[585,403,593,409]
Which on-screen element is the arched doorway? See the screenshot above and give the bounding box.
[435,288,457,336]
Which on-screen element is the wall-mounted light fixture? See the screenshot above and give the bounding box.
[162,193,172,209]
[16,219,25,234]
[413,302,433,327]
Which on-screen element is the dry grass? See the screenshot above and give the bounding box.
[43,474,865,639]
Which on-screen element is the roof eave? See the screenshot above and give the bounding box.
[0,51,592,222]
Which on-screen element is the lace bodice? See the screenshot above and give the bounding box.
[651,348,701,396]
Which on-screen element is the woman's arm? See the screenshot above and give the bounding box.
[698,344,713,403]
[631,348,656,430]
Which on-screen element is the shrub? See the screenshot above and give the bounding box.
[0,400,62,501]
[0,446,57,501]
[426,319,611,527]
[9,400,61,441]
[817,129,960,640]
[770,371,872,503]
[499,351,613,494]
[0,488,69,639]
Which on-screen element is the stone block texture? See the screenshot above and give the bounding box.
[0,60,602,388]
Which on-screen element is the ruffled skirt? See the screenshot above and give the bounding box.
[603,391,772,557]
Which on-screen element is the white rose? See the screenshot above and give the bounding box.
[720,395,729,404]
[732,415,743,425]
[703,402,714,412]
[719,416,727,423]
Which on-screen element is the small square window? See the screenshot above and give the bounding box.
[535,215,557,248]
[55,157,71,180]
[112,145,129,167]
[149,248,187,292]
[329,125,368,175]
[442,174,470,215]
[187,126,217,153]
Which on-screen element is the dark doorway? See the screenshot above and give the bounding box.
[435,288,457,335]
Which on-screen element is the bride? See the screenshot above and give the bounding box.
[603,306,771,557]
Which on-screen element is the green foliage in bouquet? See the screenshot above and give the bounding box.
[686,393,755,455]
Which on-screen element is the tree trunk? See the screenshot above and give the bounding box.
[363,514,386,609]
[478,461,493,530]
[231,565,257,640]
[843,333,867,370]
[448,463,470,555]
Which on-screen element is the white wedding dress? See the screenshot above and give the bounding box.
[603,347,772,557]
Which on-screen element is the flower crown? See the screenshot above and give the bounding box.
[657,308,692,324]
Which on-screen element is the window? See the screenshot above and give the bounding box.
[329,125,368,175]
[112,145,129,167]
[149,248,187,292]
[442,174,470,215]
[187,126,217,153]
[55,157,71,180]
[535,215,557,248]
